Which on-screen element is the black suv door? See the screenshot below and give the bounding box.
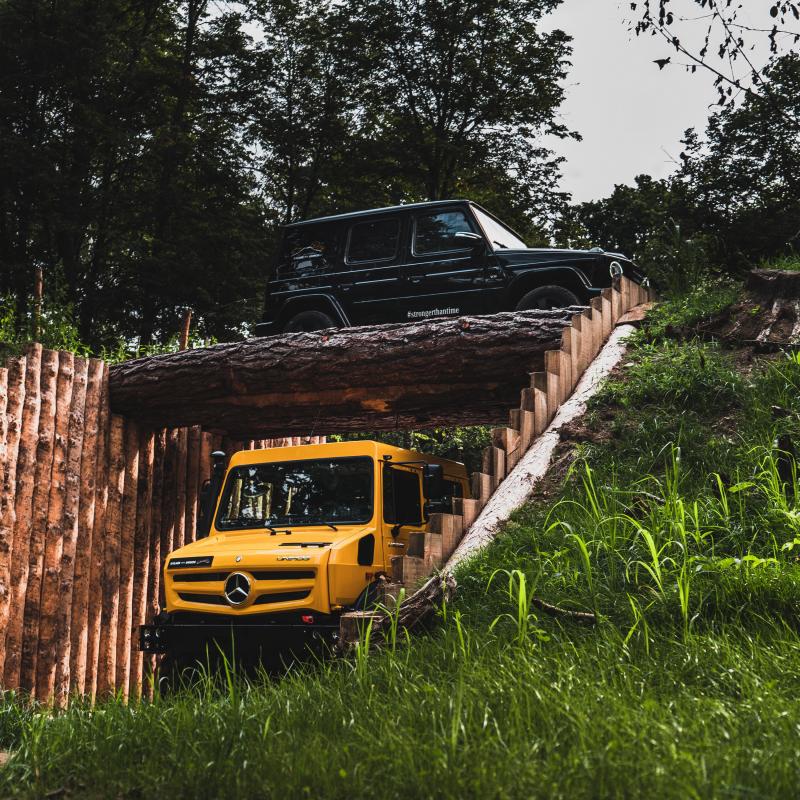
[339,214,407,325]
[398,207,489,322]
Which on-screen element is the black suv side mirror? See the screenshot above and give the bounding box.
[454,231,487,258]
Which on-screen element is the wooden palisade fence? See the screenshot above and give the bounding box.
[0,276,652,703]
[0,347,321,705]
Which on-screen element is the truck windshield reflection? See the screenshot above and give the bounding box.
[217,457,374,529]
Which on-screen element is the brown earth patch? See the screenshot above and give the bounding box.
[690,270,800,349]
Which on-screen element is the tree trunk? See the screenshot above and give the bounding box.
[110,309,580,437]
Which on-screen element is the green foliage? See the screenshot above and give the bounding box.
[0,0,574,351]
[332,426,492,475]
[638,279,741,341]
[596,340,743,415]
[761,253,800,272]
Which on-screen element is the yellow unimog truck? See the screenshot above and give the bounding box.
[140,439,469,672]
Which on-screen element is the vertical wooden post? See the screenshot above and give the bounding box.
[82,367,110,700]
[184,426,202,545]
[560,327,574,400]
[6,346,53,691]
[570,313,584,378]
[97,415,126,698]
[61,358,101,705]
[601,288,613,340]
[33,266,43,341]
[147,429,167,620]
[114,422,140,700]
[0,355,26,678]
[590,297,604,360]
[452,497,481,532]
[0,367,7,515]
[129,429,154,701]
[179,309,192,351]
[143,428,167,693]
[159,429,179,573]
[37,355,84,702]
[173,428,188,551]
[544,350,560,423]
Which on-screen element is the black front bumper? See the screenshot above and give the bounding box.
[139,614,340,655]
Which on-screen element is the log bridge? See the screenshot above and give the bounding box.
[0,276,653,703]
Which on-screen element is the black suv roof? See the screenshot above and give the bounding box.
[287,199,470,228]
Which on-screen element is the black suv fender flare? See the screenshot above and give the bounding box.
[277,294,351,328]
[506,266,593,305]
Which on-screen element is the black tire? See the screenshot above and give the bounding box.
[282,310,337,333]
[515,285,582,311]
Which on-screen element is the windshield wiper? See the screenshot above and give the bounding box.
[309,518,338,531]
[264,522,292,535]
[493,240,508,249]
[280,514,339,531]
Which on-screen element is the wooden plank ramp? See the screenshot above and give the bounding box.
[339,277,654,645]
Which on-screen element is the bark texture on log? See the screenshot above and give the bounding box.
[5,345,48,690]
[34,353,75,701]
[97,415,126,697]
[130,429,154,700]
[0,356,26,678]
[109,310,581,437]
[61,358,101,704]
[82,366,110,699]
[114,422,139,699]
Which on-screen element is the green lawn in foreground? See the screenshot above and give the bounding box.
[2,288,800,799]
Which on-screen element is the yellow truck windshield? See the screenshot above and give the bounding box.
[216,456,374,530]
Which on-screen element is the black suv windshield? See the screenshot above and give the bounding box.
[472,206,527,250]
[217,457,374,530]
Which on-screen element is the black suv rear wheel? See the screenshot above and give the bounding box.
[516,285,581,311]
[283,310,336,333]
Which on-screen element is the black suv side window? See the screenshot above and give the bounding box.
[347,218,400,264]
[279,223,339,277]
[413,210,474,256]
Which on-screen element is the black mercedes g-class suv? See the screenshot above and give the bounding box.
[254,200,648,334]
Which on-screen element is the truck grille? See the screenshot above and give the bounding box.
[177,590,311,606]
[172,569,315,583]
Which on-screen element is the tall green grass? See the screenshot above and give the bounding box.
[2,315,800,799]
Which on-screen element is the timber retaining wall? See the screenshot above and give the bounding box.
[0,348,321,704]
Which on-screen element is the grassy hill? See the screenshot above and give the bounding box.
[2,283,800,799]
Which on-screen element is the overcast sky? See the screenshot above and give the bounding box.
[545,0,756,203]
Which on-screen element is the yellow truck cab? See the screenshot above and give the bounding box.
[140,440,469,669]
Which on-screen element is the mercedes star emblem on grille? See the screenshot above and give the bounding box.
[224,572,251,606]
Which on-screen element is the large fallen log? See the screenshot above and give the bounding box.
[109,310,583,438]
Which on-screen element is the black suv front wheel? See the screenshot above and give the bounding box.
[516,285,581,311]
[283,309,337,333]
